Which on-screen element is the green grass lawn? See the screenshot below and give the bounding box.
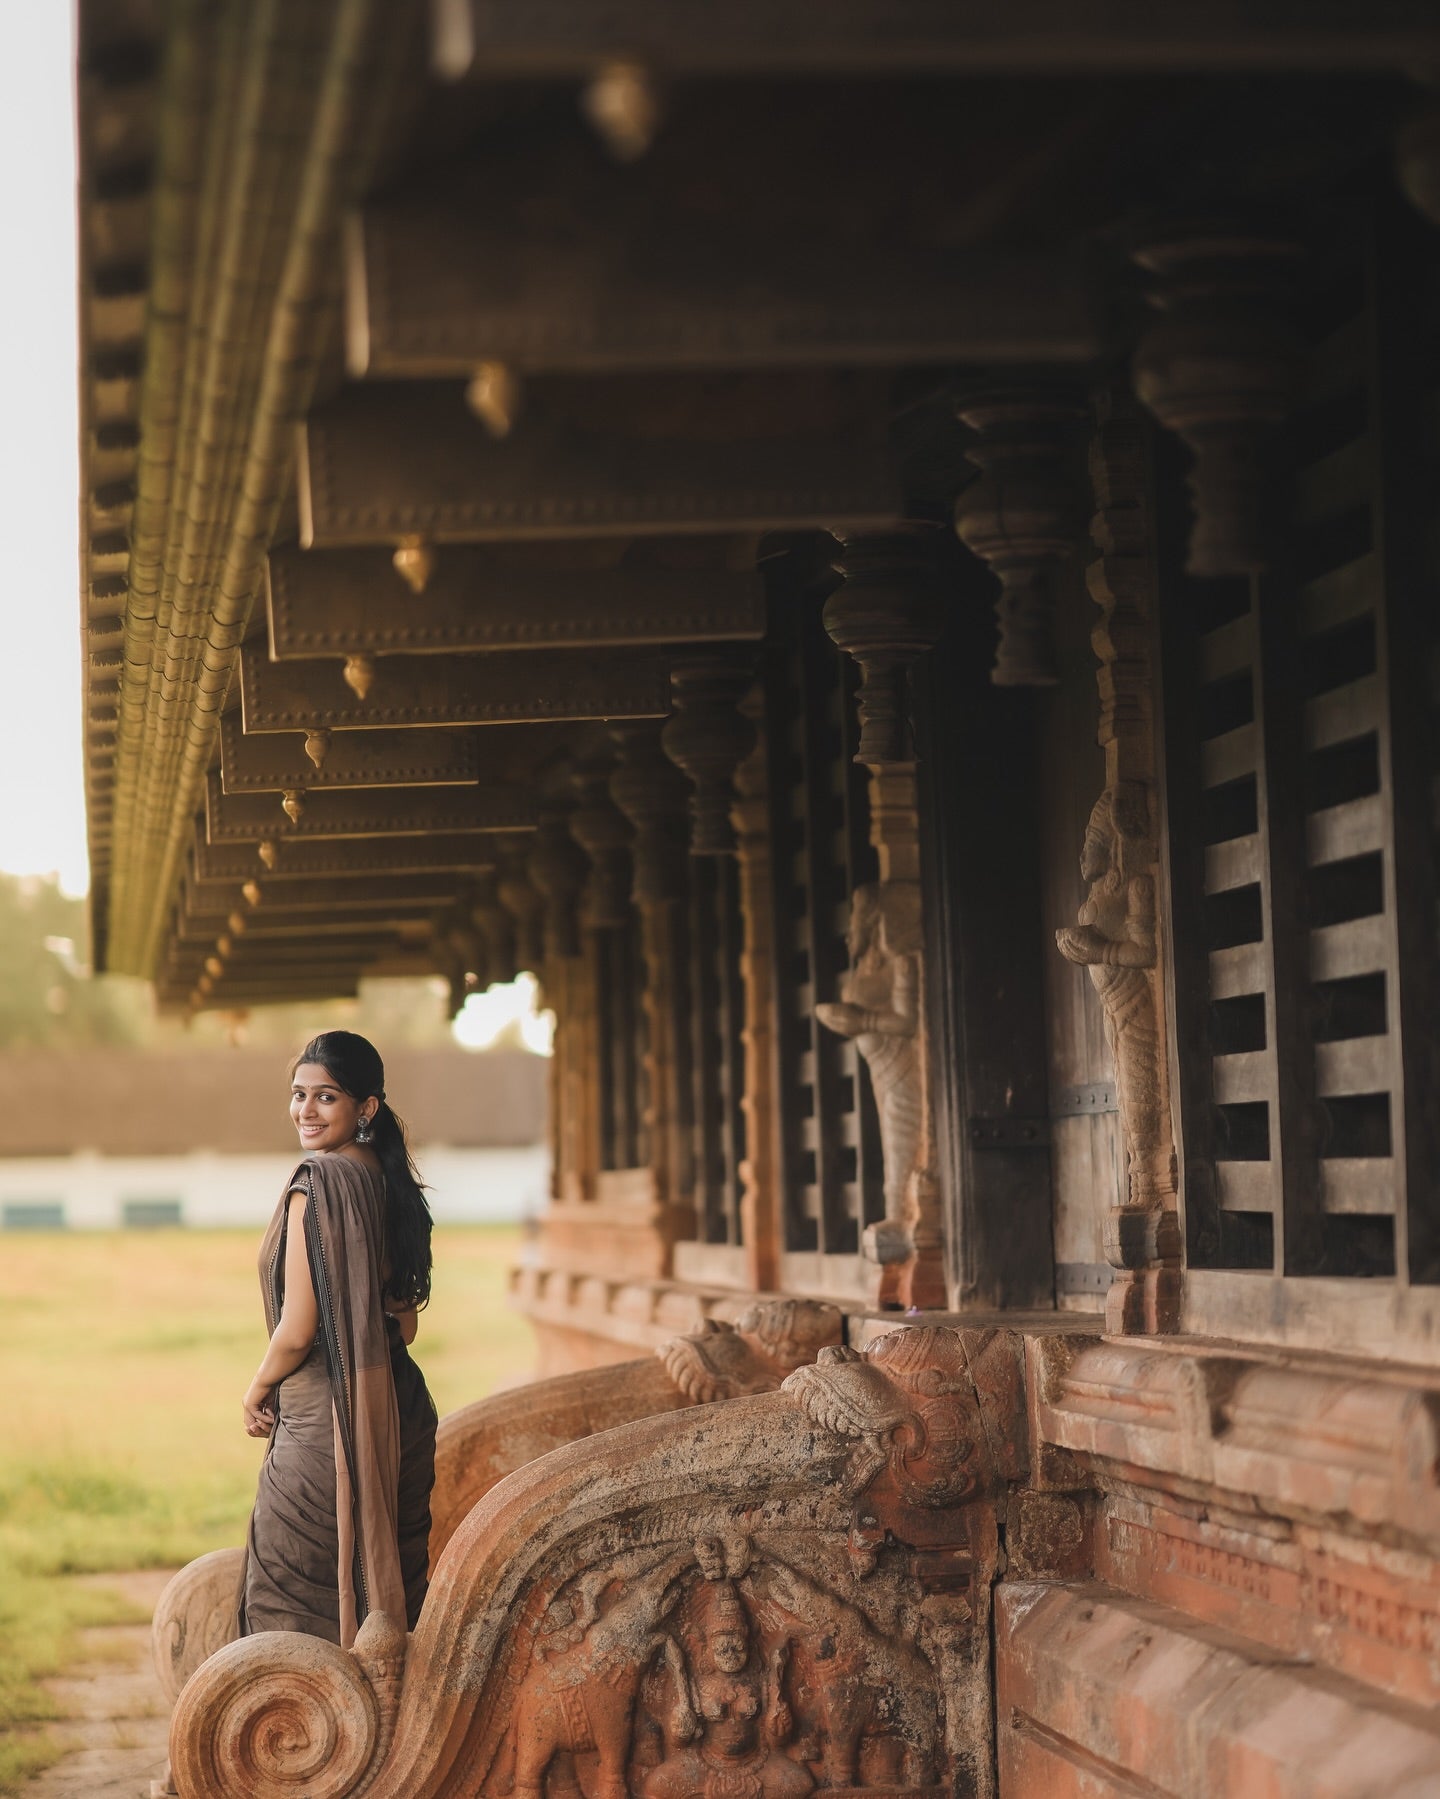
[0,1224,532,1789]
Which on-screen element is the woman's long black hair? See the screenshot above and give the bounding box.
[292,1031,433,1309]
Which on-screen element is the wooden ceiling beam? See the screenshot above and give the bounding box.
[239,640,671,732]
[159,978,366,1014]
[346,103,1100,377]
[218,715,482,795]
[296,373,902,548]
[205,772,533,842]
[191,828,503,883]
[432,0,1440,77]
[175,907,439,945]
[265,543,765,660]
[180,871,476,918]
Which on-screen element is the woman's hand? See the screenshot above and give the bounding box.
[243,1382,275,1438]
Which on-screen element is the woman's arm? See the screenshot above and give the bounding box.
[243,1193,320,1437]
[384,1299,419,1346]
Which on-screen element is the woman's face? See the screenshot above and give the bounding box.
[290,1062,372,1152]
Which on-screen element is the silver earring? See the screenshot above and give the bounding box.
[355,1113,374,1145]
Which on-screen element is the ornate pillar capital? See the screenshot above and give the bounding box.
[662,653,758,855]
[608,722,691,906]
[1130,219,1306,578]
[528,802,589,962]
[823,524,948,767]
[569,756,635,932]
[953,386,1089,687]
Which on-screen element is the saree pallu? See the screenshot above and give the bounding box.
[239,1152,436,1647]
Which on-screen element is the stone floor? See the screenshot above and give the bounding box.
[23,1569,174,1799]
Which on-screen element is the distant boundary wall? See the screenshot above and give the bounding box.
[0,1047,546,1157]
[0,1144,548,1229]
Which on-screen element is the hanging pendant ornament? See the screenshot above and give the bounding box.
[342,654,376,700]
[392,535,437,594]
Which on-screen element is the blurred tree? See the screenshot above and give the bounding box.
[0,874,459,1052]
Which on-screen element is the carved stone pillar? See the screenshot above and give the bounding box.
[819,528,948,1310]
[527,804,588,964]
[953,388,1087,687]
[610,722,696,1240]
[570,755,634,933]
[730,684,782,1293]
[1131,221,1305,577]
[495,837,545,978]
[662,654,758,855]
[1055,390,1180,1335]
[471,871,517,988]
[528,802,596,1202]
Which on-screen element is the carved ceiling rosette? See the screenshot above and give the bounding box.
[662,653,758,855]
[166,1325,1023,1799]
[1130,220,1306,577]
[953,387,1088,687]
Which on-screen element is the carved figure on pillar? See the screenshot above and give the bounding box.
[1057,392,1180,1335]
[1056,785,1160,1159]
[1057,790,1178,1328]
[817,884,944,1311]
[821,529,949,1310]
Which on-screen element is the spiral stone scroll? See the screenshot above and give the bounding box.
[152,1546,246,1704]
[168,1611,403,1799]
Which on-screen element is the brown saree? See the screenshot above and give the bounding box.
[238,1152,436,1647]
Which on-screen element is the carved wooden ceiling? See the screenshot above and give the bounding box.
[76,0,1440,1009]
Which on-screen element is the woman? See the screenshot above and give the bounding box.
[237,1030,437,1647]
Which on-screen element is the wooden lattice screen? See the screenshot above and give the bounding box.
[688,855,748,1246]
[1163,203,1440,1315]
[765,579,884,1272]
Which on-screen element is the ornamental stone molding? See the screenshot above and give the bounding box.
[429,1300,844,1562]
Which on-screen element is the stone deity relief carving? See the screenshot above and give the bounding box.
[166,1326,1020,1799]
[817,883,945,1310]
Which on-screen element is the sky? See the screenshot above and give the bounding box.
[0,7,86,894]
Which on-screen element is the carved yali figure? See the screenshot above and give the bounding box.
[659,1300,844,1404]
[816,883,934,1285]
[1054,784,1175,1217]
[782,1327,992,1507]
